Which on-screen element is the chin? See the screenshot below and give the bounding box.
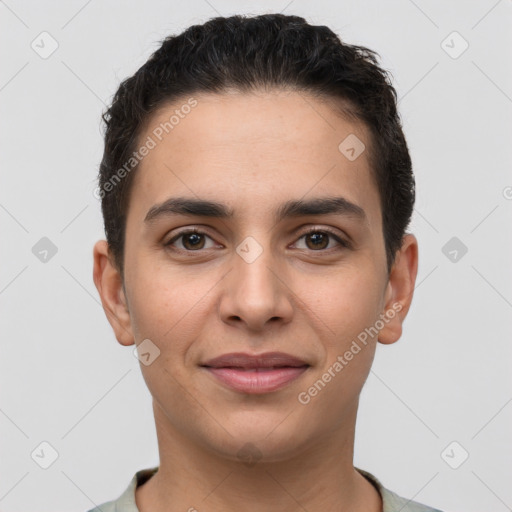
[203,417,314,464]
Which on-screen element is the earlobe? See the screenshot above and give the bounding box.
[378,234,419,345]
[92,240,135,346]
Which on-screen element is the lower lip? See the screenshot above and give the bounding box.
[203,366,309,394]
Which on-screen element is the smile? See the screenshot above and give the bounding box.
[202,366,309,394]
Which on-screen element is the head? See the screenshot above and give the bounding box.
[93,14,418,462]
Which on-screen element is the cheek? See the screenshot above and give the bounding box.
[125,261,207,350]
[125,265,210,406]
[298,266,385,346]
[296,270,384,417]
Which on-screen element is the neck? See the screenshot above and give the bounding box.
[135,400,382,512]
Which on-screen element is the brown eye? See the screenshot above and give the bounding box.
[305,232,329,250]
[165,229,216,251]
[181,232,205,250]
[294,228,349,251]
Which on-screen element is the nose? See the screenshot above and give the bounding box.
[218,238,294,333]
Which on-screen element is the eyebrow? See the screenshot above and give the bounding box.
[144,196,367,224]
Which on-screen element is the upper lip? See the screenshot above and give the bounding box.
[201,352,309,369]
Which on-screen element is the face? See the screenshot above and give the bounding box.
[94,89,418,463]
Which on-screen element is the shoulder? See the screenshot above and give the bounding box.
[381,486,445,512]
[86,503,117,512]
[84,467,159,512]
[356,467,445,512]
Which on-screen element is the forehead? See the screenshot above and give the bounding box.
[127,90,381,229]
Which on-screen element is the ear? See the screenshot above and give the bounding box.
[92,240,135,346]
[378,234,419,345]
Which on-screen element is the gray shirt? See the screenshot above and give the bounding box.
[86,466,444,512]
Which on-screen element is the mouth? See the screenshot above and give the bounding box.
[200,352,310,394]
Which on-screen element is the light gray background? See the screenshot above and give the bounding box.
[1,1,511,511]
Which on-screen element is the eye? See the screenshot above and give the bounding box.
[293,228,350,251]
[165,229,218,251]
[164,227,350,253]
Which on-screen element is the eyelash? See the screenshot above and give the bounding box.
[164,227,351,253]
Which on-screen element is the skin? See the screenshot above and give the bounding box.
[93,89,418,512]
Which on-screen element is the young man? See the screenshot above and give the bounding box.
[90,13,443,512]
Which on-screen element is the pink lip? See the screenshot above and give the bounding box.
[204,366,309,393]
[201,351,308,368]
[200,351,310,394]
